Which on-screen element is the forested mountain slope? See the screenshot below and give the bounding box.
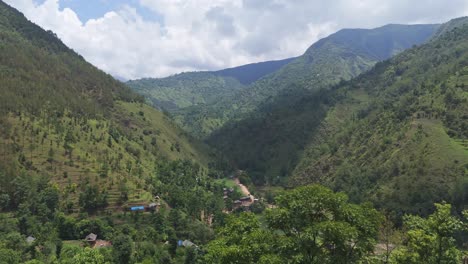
[291,19,468,215]
[213,57,295,85]
[206,24,440,179]
[209,17,468,216]
[126,57,294,113]
[0,1,215,212]
[170,24,439,137]
[127,72,245,111]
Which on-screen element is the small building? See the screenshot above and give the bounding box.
[26,236,36,244]
[130,206,145,211]
[239,196,252,202]
[147,202,160,212]
[178,240,197,248]
[85,233,97,246]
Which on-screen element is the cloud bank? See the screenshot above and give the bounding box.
[5,0,468,79]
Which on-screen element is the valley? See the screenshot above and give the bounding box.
[0,1,466,263]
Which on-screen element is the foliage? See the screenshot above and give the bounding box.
[127,72,245,111]
[203,185,382,264]
[0,0,215,210]
[126,58,294,114]
[113,234,133,264]
[292,19,468,215]
[70,248,109,264]
[389,203,467,263]
[0,3,222,263]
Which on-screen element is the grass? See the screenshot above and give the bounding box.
[63,240,83,247]
[215,179,240,193]
[415,119,467,164]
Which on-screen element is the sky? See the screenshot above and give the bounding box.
[5,0,468,80]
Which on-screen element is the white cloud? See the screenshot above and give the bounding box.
[4,0,468,79]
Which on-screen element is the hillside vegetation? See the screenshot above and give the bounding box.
[0,1,467,263]
[0,2,238,262]
[291,20,468,215]
[126,57,294,114]
[0,1,215,211]
[210,17,467,216]
[206,24,440,179]
[127,72,245,111]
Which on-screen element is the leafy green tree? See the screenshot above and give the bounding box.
[0,193,10,211]
[39,185,60,212]
[204,185,381,264]
[0,248,21,264]
[71,248,109,264]
[266,185,381,263]
[390,203,467,264]
[203,213,281,264]
[78,185,107,213]
[113,234,133,264]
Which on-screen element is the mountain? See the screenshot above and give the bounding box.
[290,19,468,215]
[210,17,468,215]
[0,1,217,212]
[213,57,296,85]
[126,57,294,113]
[127,72,245,111]
[158,23,439,138]
[203,24,440,176]
[2,1,466,262]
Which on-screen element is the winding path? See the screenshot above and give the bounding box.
[234,177,255,205]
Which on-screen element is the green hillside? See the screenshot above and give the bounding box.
[0,1,467,263]
[126,57,295,115]
[0,1,214,210]
[208,17,467,216]
[291,21,468,215]
[126,72,245,111]
[213,57,295,85]
[0,2,236,262]
[205,24,440,179]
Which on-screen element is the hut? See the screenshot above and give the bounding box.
[84,233,97,246]
[26,236,36,244]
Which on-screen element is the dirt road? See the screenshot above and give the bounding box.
[234,177,255,205]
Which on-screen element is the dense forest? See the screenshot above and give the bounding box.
[0,1,466,263]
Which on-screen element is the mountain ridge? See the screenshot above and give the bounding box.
[165,23,439,138]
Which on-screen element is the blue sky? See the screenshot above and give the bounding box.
[53,0,163,23]
[9,0,468,79]
[32,0,163,23]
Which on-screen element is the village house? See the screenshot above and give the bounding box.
[84,233,97,247]
[84,233,112,249]
[147,202,160,212]
[26,236,36,244]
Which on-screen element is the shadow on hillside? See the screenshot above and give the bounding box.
[206,85,337,185]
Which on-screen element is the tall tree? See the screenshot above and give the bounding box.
[113,234,133,264]
[390,203,467,264]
